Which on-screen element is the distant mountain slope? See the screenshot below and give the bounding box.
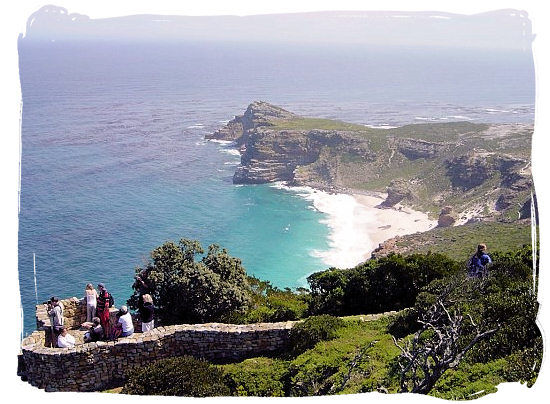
[207,101,534,224]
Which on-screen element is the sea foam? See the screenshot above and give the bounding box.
[271,183,375,269]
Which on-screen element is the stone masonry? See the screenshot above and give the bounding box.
[21,297,296,392]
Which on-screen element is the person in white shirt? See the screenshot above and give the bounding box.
[84,283,98,323]
[57,327,76,348]
[117,305,134,337]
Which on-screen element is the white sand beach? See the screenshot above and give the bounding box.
[303,189,437,269]
[271,183,437,270]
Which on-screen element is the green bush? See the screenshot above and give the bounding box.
[307,252,461,317]
[122,356,229,396]
[289,315,346,355]
[502,338,543,387]
[222,357,290,396]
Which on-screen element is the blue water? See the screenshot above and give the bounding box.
[18,40,535,335]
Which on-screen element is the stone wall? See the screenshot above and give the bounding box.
[21,297,296,392]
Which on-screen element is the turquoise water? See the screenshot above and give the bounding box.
[18,40,534,335]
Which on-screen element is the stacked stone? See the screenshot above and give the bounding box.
[21,310,298,392]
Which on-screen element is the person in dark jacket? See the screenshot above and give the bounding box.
[84,317,104,342]
[139,294,155,332]
[96,283,114,338]
[468,243,492,278]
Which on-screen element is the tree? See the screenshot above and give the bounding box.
[391,245,540,394]
[127,239,252,325]
[392,283,498,394]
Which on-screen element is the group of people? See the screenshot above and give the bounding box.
[48,246,490,348]
[48,279,155,348]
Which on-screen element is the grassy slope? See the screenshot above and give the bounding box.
[219,315,511,398]
[269,116,532,219]
[383,221,533,262]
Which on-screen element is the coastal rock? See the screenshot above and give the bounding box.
[437,206,457,227]
[392,137,449,159]
[205,101,297,143]
[380,179,412,207]
[208,103,534,224]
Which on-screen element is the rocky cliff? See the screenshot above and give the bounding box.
[207,102,534,224]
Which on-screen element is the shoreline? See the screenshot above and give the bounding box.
[271,183,438,269]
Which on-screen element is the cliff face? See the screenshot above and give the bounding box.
[208,101,534,223]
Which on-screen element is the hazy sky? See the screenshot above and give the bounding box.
[21,5,533,51]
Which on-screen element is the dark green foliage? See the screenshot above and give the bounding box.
[502,338,543,387]
[122,356,229,396]
[127,239,252,325]
[222,357,290,396]
[308,252,460,316]
[289,315,346,355]
[386,309,422,339]
[224,277,309,323]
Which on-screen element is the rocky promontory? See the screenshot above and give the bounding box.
[207,101,534,224]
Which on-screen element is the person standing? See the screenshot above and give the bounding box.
[96,283,114,339]
[468,243,492,278]
[48,296,64,331]
[139,294,155,332]
[84,283,98,323]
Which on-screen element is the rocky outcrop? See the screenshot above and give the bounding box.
[438,206,457,227]
[380,179,413,207]
[392,137,449,159]
[206,101,297,142]
[208,102,534,223]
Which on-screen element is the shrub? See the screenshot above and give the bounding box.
[222,357,290,396]
[307,252,461,317]
[122,356,229,396]
[289,315,345,355]
[502,338,543,387]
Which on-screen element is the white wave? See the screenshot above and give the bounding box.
[303,191,376,269]
[447,115,474,120]
[209,139,234,145]
[220,148,241,157]
[224,161,239,165]
[484,108,510,113]
[364,124,397,129]
[187,124,206,129]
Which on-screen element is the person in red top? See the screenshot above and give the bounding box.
[96,283,114,339]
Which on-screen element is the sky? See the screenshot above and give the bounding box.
[2,1,550,403]
[20,6,533,51]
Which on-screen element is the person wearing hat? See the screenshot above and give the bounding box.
[468,243,492,278]
[96,283,114,338]
[116,305,134,337]
[47,296,64,331]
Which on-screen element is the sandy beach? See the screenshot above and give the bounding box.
[302,188,437,269]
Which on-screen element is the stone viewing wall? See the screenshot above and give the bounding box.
[21,297,296,392]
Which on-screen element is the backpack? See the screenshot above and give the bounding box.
[108,293,115,308]
[468,253,491,277]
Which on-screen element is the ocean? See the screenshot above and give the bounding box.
[17,40,535,335]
